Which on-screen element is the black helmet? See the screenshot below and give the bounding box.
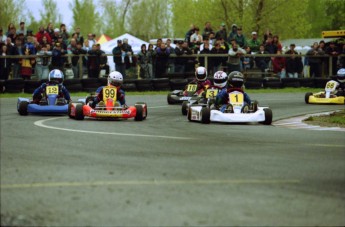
[228,71,244,88]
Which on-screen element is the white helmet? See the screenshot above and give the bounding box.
[337,68,345,83]
[108,71,123,86]
[195,66,207,81]
[213,71,228,88]
[48,69,64,84]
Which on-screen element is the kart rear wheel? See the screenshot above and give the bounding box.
[68,103,74,118]
[75,104,85,120]
[135,105,144,121]
[305,92,313,104]
[18,101,28,116]
[201,107,210,124]
[181,101,188,115]
[261,108,273,125]
[187,107,192,121]
[167,94,175,104]
[135,102,147,119]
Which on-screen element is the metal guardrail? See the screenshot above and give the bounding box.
[1,53,344,79]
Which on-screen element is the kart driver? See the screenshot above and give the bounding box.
[183,66,212,96]
[335,68,345,96]
[33,69,71,104]
[215,71,252,112]
[92,71,126,107]
[212,71,228,89]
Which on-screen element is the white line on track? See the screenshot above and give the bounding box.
[34,117,193,140]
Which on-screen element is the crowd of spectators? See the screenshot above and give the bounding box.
[0,21,344,81]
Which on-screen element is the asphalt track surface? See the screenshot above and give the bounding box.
[1,92,345,226]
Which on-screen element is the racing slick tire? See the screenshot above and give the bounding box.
[135,105,144,121]
[187,107,192,121]
[18,101,29,116]
[75,104,85,120]
[201,107,211,124]
[251,100,259,112]
[135,102,147,119]
[181,101,188,115]
[261,108,273,125]
[305,92,313,104]
[167,93,175,104]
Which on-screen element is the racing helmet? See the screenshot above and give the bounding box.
[228,71,244,88]
[213,71,228,88]
[337,68,345,83]
[108,71,123,87]
[195,66,207,81]
[48,69,64,84]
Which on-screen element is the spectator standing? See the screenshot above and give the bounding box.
[84,33,96,52]
[166,39,175,73]
[264,35,277,54]
[36,26,52,44]
[10,37,24,78]
[155,42,171,78]
[319,40,327,76]
[17,22,26,36]
[96,43,109,76]
[35,44,52,80]
[202,22,213,41]
[67,38,78,66]
[7,26,17,43]
[185,24,196,47]
[210,41,227,74]
[138,44,153,78]
[199,42,211,70]
[242,46,254,71]
[51,42,66,72]
[247,31,261,53]
[254,44,270,75]
[263,28,272,44]
[74,27,84,45]
[72,41,87,78]
[6,23,15,36]
[0,28,7,44]
[46,22,54,39]
[325,41,340,76]
[285,43,303,78]
[87,44,102,78]
[59,24,69,46]
[234,27,247,48]
[0,45,11,80]
[112,39,126,77]
[122,38,134,65]
[21,47,34,80]
[190,27,203,53]
[51,28,60,45]
[175,40,192,73]
[215,23,227,41]
[228,42,246,72]
[272,49,286,78]
[148,43,156,77]
[227,24,238,44]
[272,35,282,52]
[306,42,324,78]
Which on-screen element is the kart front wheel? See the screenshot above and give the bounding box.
[262,108,273,125]
[305,92,313,104]
[135,105,144,121]
[75,104,85,120]
[18,101,28,116]
[167,94,174,105]
[135,102,147,119]
[181,101,188,115]
[68,103,74,118]
[201,107,210,124]
[187,107,192,121]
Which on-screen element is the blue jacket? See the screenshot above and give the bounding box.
[33,82,71,101]
[216,87,251,106]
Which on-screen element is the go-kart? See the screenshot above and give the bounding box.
[181,86,220,115]
[305,80,344,104]
[187,90,272,125]
[17,85,68,115]
[167,83,202,105]
[68,86,147,121]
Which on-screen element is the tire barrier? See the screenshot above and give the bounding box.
[170,78,188,90]
[81,78,102,92]
[314,78,329,88]
[4,79,25,93]
[299,78,315,88]
[281,78,300,88]
[245,78,263,89]
[24,80,41,93]
[122,79,137,91]
[0,80,5,93]
[64,79,83,92]
[263,77,282,89]
[152,78,171,90]
[135,79,153,91]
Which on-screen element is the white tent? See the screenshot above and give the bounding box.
[100,33,151,71]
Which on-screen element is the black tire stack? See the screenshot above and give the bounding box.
[152,78,170,91]
[64,79,83,92]
[81,78,102,92]
[281,78,300,88]
[170,78,188,90]
[262,77,282,89]
[122,79,137,91]
[24,80,41,93]
[4,79,25,93]
[135,79,153,91]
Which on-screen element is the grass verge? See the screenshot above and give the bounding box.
[303,110,345,128]
[0,88,322,98]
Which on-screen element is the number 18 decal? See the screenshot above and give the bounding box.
[186,84,197,92]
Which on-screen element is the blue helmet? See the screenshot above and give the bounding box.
[337,68,345,83]
[48,69,64,84]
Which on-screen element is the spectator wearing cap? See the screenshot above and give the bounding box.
[10,37,25,78]
[247,31,261,53]
[227,24,238,44]
[51,42,66,72]
[234,27,247,48]
[325,41,340,76]
[215,22,227,41]
[17,22,26,36]
[284,44,303,78]
[36,26,52,44]
[72,41,87,78]
[112,39,126,76]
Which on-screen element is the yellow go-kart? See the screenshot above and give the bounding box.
[305,80,345,104]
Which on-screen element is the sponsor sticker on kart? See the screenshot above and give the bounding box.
[180,97,192,101]
[93,110,131,115]
[46,85,59,95]
[191,110,199,120]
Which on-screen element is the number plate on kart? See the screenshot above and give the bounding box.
[325,81,337,92]
[46,85,59,95]
[206,89,219,98]
[103,86,117,102]
[229,92,244,106]
[186,84,197,92]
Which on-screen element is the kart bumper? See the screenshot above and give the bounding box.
[308,96,345,104]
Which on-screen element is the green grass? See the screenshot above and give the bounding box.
[0,88,322,98]
[304,110,345,127]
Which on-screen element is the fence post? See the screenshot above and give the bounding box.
[328,56,332,77]
[79,55,83,79]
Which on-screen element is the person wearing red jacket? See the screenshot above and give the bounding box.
[36,26,52,44]
[272,49,286,78]
[183,66,211,96]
